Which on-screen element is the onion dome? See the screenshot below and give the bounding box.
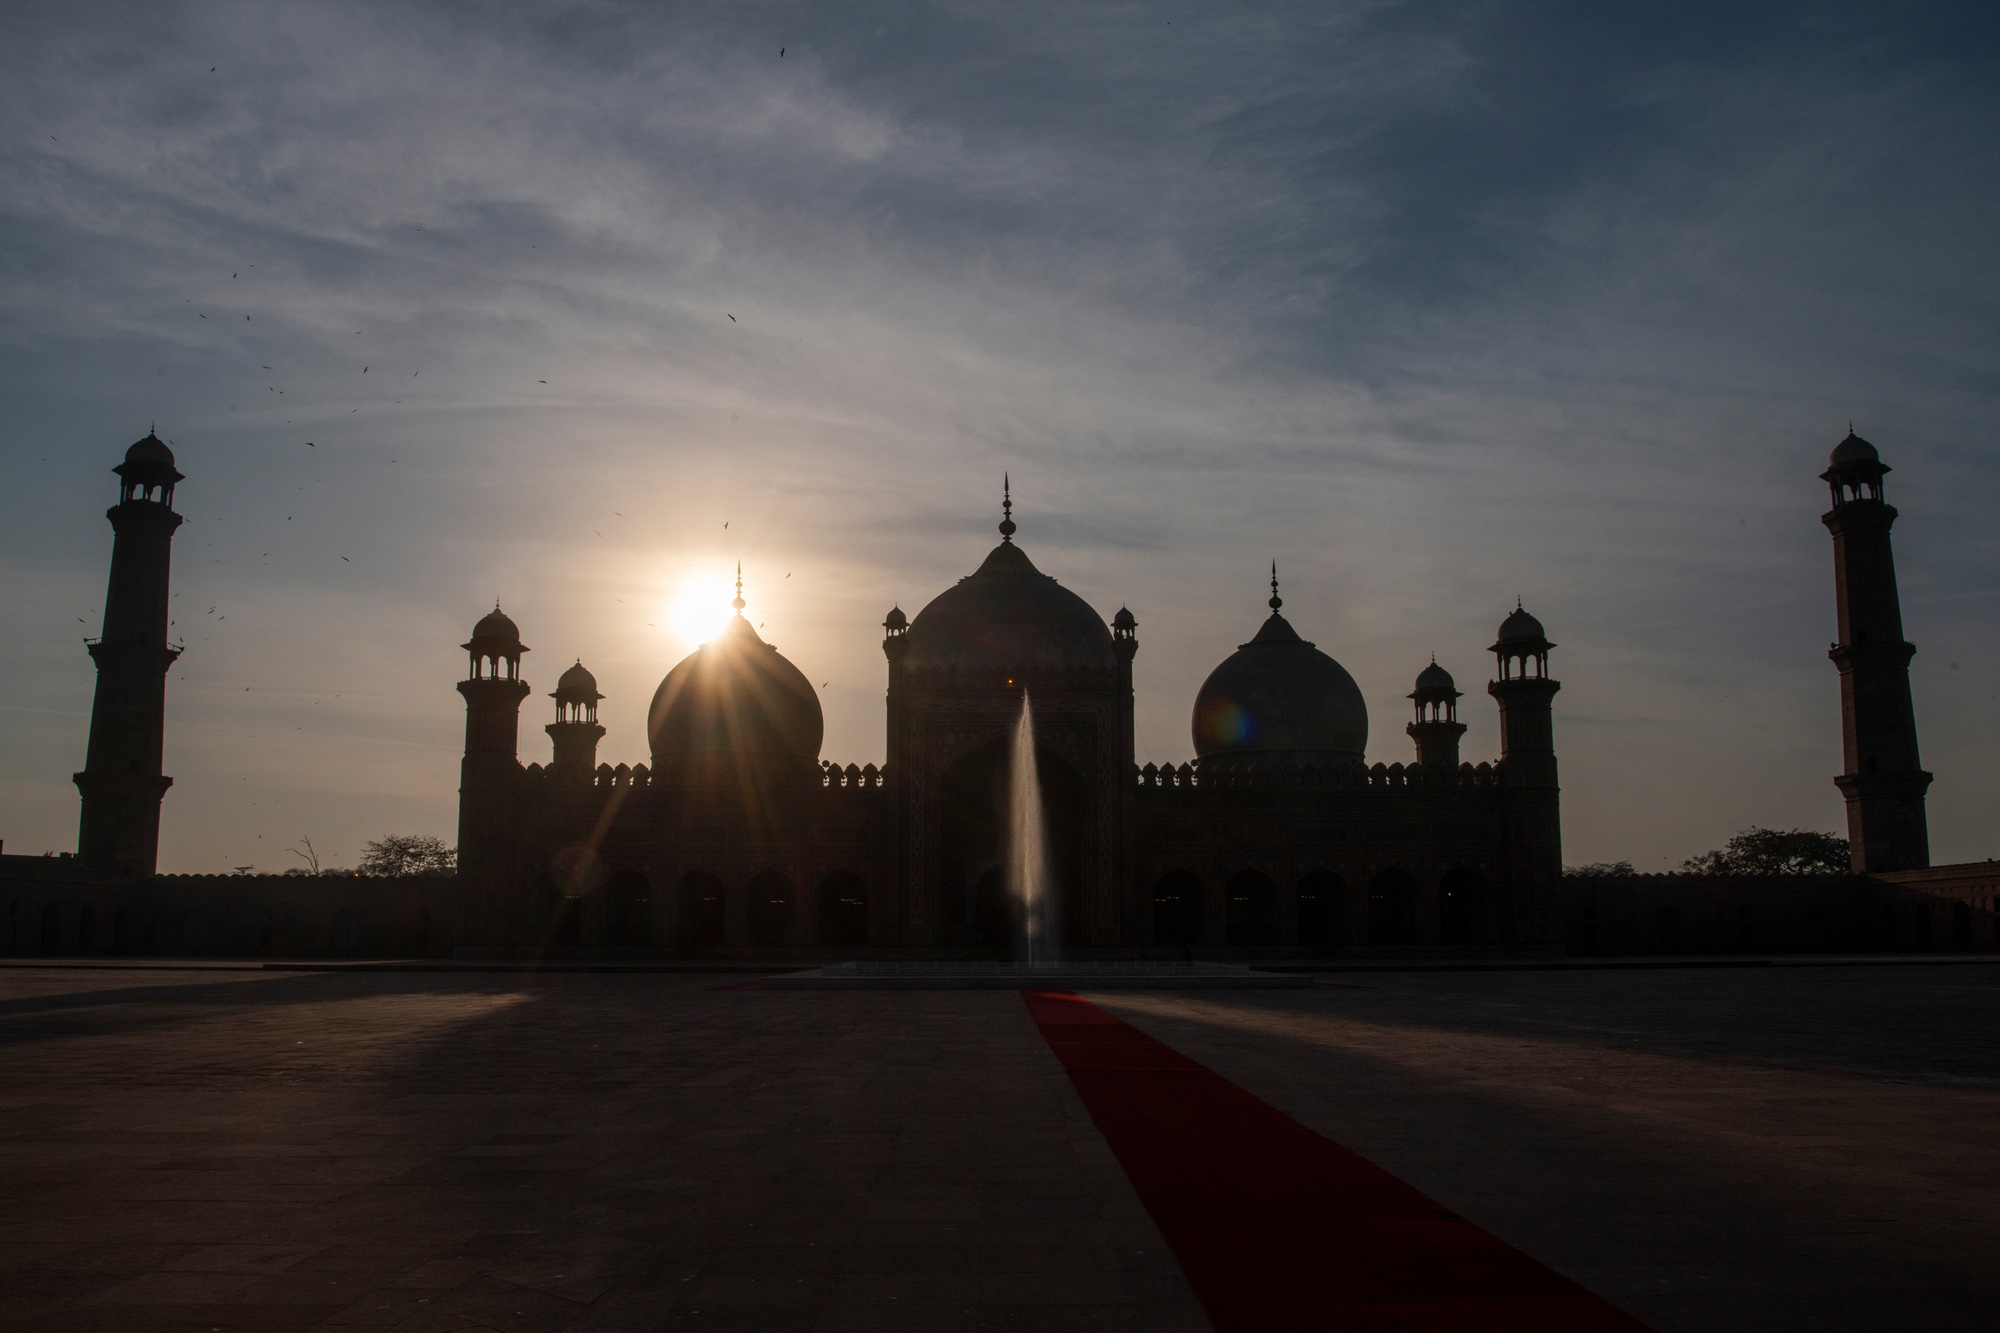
[114,430,184,488]
[883,606,907,633]
[648,613,823,773]
[1113,606,1136,632]
[902,489,1116,674]
[1494,602,1547,646]
[1829,428,1879,469]
[467,604,524,648]
[1192,568,1367,766]
[552,659,602,703]
[1413,659,1457,695]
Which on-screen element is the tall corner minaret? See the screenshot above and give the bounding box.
[456,604,531,880]
[74,430,184,875]
[1822,429,1930,872]
[546,659,606,776]
[1488,603,1562,942]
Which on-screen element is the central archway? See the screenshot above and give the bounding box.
[672,871,725,947]
[1439,867,1485,945]
[1152,870,1203,946]
[938,734,1086,952]
[1367,868,1418,945]
[1296,869,1345,947]
[1224,869,1277,946]
[746,869,796,946]
[602,868,652,946]
[817,871,869,948]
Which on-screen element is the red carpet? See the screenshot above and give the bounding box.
[1022,989,1651,1331]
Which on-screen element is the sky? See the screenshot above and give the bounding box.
[2,1,1996,874]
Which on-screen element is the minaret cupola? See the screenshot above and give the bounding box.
[1407,658,1467,768]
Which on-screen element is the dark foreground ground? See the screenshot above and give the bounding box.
[0,961,1994,1331]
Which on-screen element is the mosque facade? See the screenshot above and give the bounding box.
[9,427,1993,962]
[456,492,1567,954]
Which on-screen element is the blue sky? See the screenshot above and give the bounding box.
[2,1,1995,871]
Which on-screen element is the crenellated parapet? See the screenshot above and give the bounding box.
[1136,759,1501,791]
[820,761,888,790]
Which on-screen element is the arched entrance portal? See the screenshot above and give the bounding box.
[1296,869,1345,947]
[1367,868,1418,945]
[746,869,796,946]
[938,734,1086,952]
[602,868,652,945]
[1439,866,1486,945]
[1152,870,1202,946]
[673,871,725,946]
[817,871,869,948]
[1224,869,1277,946]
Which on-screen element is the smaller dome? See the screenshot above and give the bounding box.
[1192,610,1368,766]
[1113,606,1136,631]
[883,605,907,632]
[113,430,183,486]
[1829,429,1880,469]
[470,605,523,645]
[1414,659,1456,694]
[1496,604,1546,644]
[553,659,602,701]
[125,432,175,469]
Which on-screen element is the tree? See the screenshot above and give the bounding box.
[357,834,457,877]
[1565,861,1636,877]
[1680,827,1850,876]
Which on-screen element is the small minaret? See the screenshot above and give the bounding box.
[74,431,184,874]
[1822,429,1930,871]
[456,604,530,880]
[1407,658,1466,768]
[1489,603,1560,781]
[546,660,605,775]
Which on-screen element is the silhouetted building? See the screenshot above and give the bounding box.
[74,432,183,875]
[23,427,1991,962]
[1822,431,1931,871]
[458,487,1567,953]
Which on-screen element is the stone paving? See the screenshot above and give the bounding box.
[0,962,1995,1331]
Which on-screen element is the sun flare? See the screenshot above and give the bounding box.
[667,570,740,646]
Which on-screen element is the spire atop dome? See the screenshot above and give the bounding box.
[999,474,1016,542]
[732,563,745,614]
[1269,561,1282,613]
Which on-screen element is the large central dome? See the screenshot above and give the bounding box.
[648,614,823,772]
[904,538,1116,674]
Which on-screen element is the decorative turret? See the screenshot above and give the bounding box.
[1406,658,1466,768]
[1488,601,1559,777]
[74,430,185,873]
[1111,605,1137,664]
[1821,429,1930,871]
[546,659,605,775]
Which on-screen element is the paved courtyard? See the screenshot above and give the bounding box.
[0,961,1995,1331]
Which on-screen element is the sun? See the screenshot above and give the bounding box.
[667,569,740,646]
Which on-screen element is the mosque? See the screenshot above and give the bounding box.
[17,426,1985,961]
[455,488,1564,953]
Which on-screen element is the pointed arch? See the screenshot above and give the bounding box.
[1225,869,1277,946]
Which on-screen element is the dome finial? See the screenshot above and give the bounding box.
[999,473,1016,541]
[732,562,745,614]
[1268,560,1282,613]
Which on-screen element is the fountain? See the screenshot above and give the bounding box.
[1010,690,1053,967]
